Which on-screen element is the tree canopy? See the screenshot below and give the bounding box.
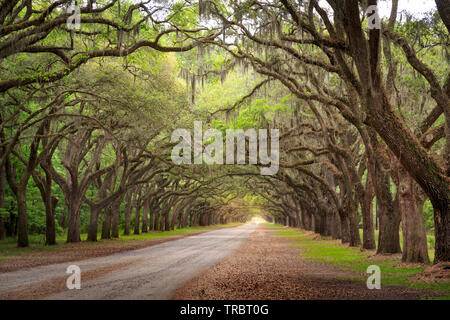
[0,0,448,264]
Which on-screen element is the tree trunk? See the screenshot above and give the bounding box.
[360,182,376,250]
[339,212,350,244]
[148,200,156,231]
[58,208,66,229]
[87,205,100,241]
[124,191,132,235]
[155,207,162,230]
[101,207,112,239]
[331,211,341,240]
[433,203,450,262]
[45,196,58,245]
[370,148,401,254]
[0,209,5,240]
[153,205,161,230]
[313,214,320,233]
[134,203,141,235]
[165,199,175,230]
[0,166,6,240]
[8,210,16,237]
[348,202,361,247]
[319,213,327,236]
[164,211,170,230]
[399,174,430,263]
[16,189,28,247]
[190,211,197,227]
[31,166,57,245]
[159,211,166,230]
[377,193,401,254]
[5,157,31,246]
[304,210,312,230]
[111,200,120,238]
[142,198,149,233]
[170,199,184,231]
[66,196,82,243]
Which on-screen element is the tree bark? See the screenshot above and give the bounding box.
[16,189,28,247]
[142,197,149,233]
[377,194,401,254]
[368,132,402,254]
[348,200,361,247]
[101,207,112,239]
[433,204,450,262]
[0,166,6,240]
[134,203,141,235]
[339,211,351,244]
[111,199,121,238]
[87,205,100,241]
[66,195,82,242]
[399,174,430,263]
[154,205,161,230]
[331,211,341,240]
[45,196,58,245]
[124,191,133,235]
[435,0,450,33]
[360,177,376,250]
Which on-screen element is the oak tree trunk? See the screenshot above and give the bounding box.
[16,189,28,247]
[360,184,376,250]
[102,207,112,239]
[399,174,430,263]
[142,198,149,233]
[433,203,450,262]
[87,205,100,241]
[124,191,132,235]
[66,197,82,243]
[0,166,6,240]
[45,196,58,245]
[134,204,141,235]
[111,200,120,238]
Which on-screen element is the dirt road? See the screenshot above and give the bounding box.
[0,224,256,300]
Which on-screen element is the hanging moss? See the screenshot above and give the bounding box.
[199,0,210,19]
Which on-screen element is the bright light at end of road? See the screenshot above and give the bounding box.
[250,217,266,225]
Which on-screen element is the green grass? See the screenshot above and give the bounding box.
[265,223,450,299]
[0,223,243,259]
[358,229,436,261]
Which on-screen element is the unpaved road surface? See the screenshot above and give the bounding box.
[0,224,256,300]
[0,225,242,273]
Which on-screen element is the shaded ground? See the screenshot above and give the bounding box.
[0,225,239,273]
[174,225,434,300]
[412,262,450,283]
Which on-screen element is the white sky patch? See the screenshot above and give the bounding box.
[318,0,437,19]
[377,0,437,18]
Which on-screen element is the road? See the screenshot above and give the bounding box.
[0,224,257,300]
